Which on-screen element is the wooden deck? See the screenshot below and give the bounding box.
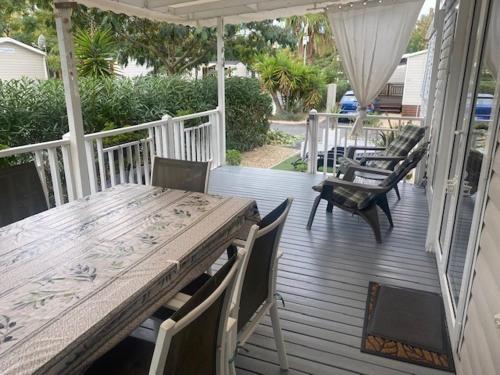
[209,166,447,375]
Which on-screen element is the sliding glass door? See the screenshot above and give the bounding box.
[435,0,499,349]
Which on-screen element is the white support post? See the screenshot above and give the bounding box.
[307,109,319,174]
[54,1,91,198]
[216,17,226,165]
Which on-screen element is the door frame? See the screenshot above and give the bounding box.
[426,0,496,352]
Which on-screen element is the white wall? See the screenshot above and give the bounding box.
[402,51,428,106]
[0,41,47,80]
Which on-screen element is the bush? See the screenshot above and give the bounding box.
[226,149,242,166]
[266,129,302,146]
[0,76,272,152]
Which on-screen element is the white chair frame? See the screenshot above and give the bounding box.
[149,250,242,375]
[165,198,293,374]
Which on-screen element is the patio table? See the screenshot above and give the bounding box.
[0,184,259,375]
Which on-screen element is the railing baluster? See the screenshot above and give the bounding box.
[196,128,201,162]
[186,130,192,161]
[179,121,186,160]
[135,144,142,184]
[154,126,162,158]
[143,140,151,185]
[96,138,106,191]
[85,140,98,194]
[333,118,339,175]
[118,148,125,184]
[191,129,197,162]
[127,145,134,183]
[47,147,64,206]
[323,117,330,176]
[108,150,116,187]
[61,144,76,201]
[34,150,50,206]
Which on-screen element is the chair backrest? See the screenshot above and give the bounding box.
[234,198,293,333]
[367,124,426,170]
[151,157,210,193]
[150,253,241,375]
[380,142,429,189]
[0,162,48,227]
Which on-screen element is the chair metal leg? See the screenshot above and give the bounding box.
[306,195,321,229]
[326,201,334,213]
[270,302,289,370]
[359,206,382,243]
[394,184,401,200]
[375,194,393,227]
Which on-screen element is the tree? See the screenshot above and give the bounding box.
[407,10,434,53]
[254,50,324,113]
[286,14,332,63]
[74,27,116,77]
[225,21,296,67]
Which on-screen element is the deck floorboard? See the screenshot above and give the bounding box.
[209,166,448,375]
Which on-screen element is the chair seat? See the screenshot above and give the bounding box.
[312,180,372,210]
[85,337,154,375]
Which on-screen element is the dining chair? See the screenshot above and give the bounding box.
[85,252,242,375]
[0,162,48,227]
[164,198,293,373]
[151,157,211,193]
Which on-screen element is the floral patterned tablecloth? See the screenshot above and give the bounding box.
[0,184,259,375]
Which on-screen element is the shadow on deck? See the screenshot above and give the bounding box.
[209,166,446,375]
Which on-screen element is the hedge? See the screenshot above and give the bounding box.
[0,75,272,152]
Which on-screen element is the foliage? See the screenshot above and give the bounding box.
[286,14,333,63]
[254,50,324,113]
[406,10,434,53]
[225,21,297,67]
[226,149,242,166]
[74,27,116,77]
[0,76,272,152]
[266,129,301,146]
[271,111,306,121]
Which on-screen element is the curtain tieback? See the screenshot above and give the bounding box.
[352,106,367,136]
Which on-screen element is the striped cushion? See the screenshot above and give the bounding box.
[312,181,372,210]
[365,125,425,169]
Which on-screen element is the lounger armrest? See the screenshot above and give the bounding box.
[323,178,387,194]
[231,239,247,248]
[345,165,393,176]
[346,146,386,158]
[360,155,406,161]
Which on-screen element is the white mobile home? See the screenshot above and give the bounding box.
[402,50,428,116]
[0,37,48,80]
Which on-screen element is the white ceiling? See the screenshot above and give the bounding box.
[69,0,349,26]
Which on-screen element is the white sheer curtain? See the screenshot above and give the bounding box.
[327,0,424,135]
[485,0,499,79]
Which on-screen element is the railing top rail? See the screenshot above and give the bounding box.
[103,137,153,152]
[0,139,70,158]
[84,118,168,141]
[168,109,218,122]
[315,112,424,122]
[184,121,211,131]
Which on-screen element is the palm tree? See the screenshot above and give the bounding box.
[286,14,332,63]
[74,27,116,77]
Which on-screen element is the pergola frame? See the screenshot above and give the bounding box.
[51,0,380,198]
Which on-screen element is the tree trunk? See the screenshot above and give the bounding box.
[271,92,283,113]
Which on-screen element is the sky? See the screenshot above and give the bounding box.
[420,0,435,16]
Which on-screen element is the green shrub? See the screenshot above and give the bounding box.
[226,149,242,166]
[266,129,302,146]
[0,76,272,152]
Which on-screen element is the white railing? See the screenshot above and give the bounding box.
[305,111,426,182]
[0,108,222,207]
[0,139,75,207]
[84,109,221,194]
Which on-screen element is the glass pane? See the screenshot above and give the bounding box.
[446,7,498,307]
